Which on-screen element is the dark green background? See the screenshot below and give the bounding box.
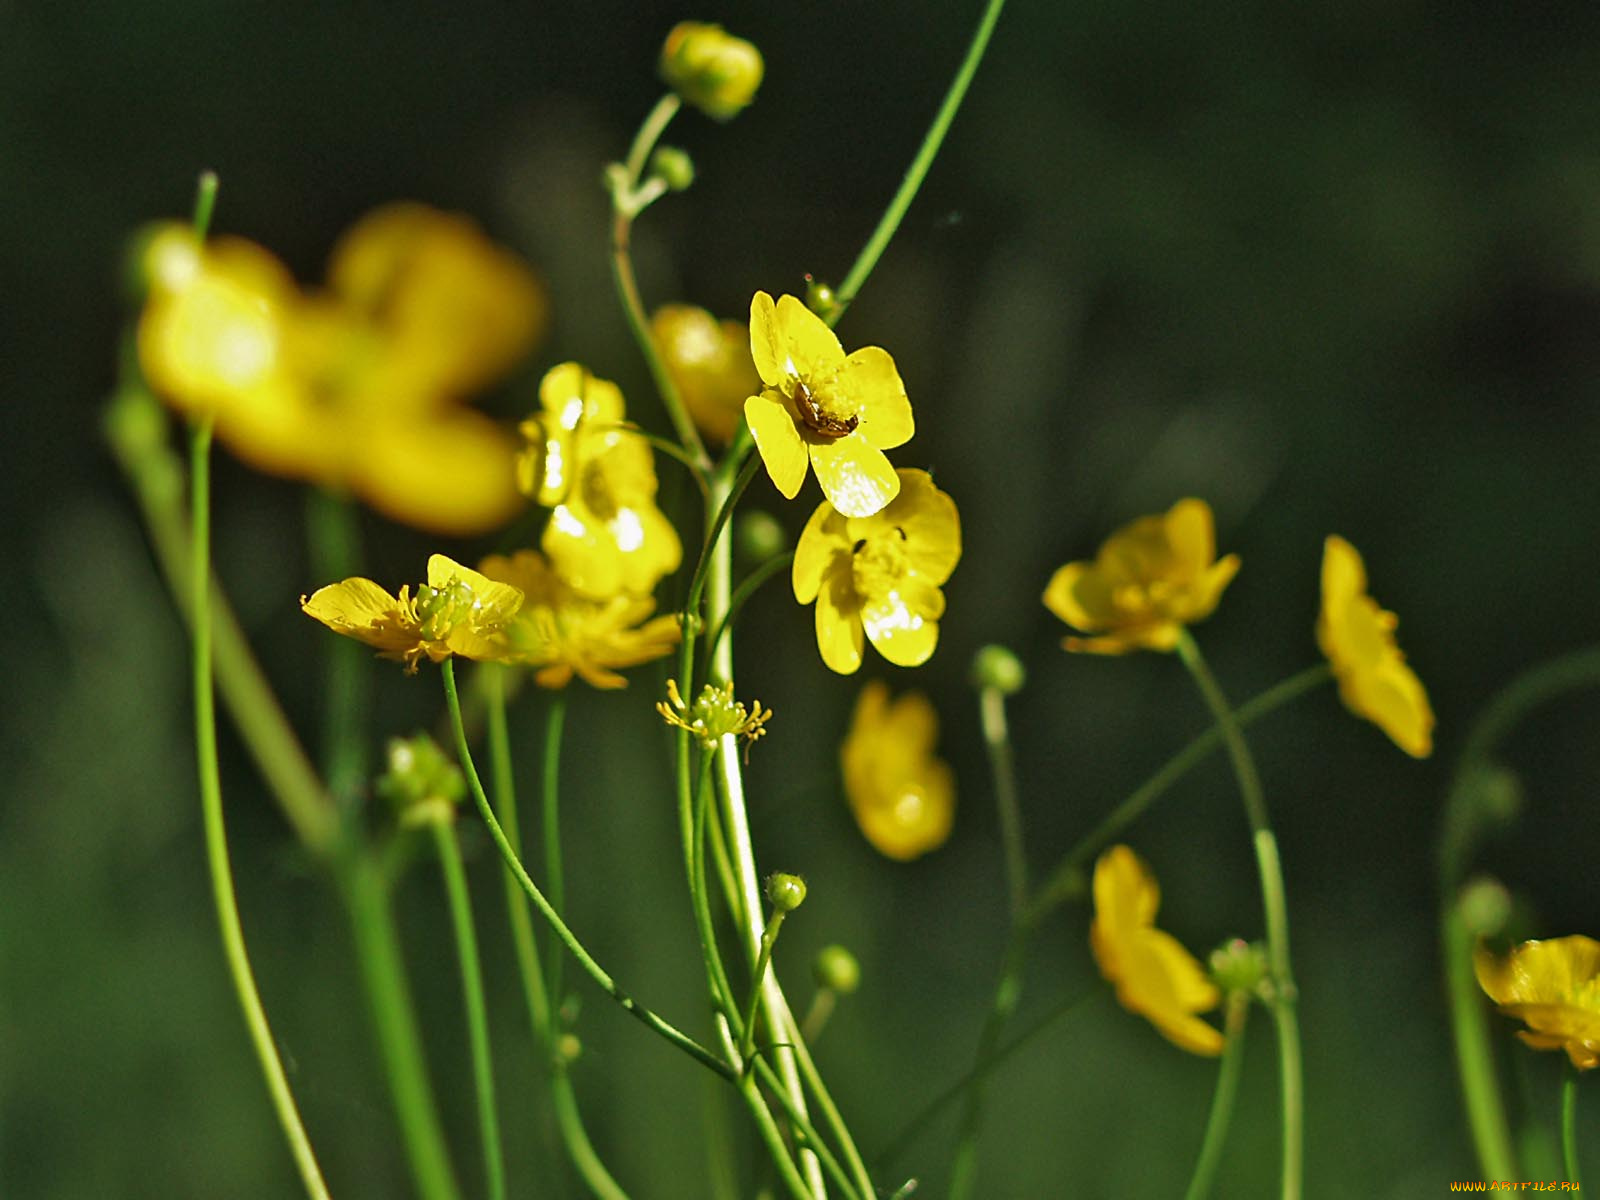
[4,2,1599,1195]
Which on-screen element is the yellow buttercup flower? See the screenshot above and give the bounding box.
[659,22,764,121]
[1475,936,1600,1070]
[744,292,914,518]
[793,469,960,674]
[1042,498,1240,655]
[301,554,523,674]
[657,679,772,750]
[1090,845,1224,1056]
[478,550,679,690]
[1317,535,1434,758]
[516,363,683,600]
[839,681,954,861]
[651,304,759,445]
[138,204,546,535]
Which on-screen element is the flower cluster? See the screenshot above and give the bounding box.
[839,681,954,860]
[139,204,546,534]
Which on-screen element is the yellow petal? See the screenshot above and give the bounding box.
[744,392,809,499]
[1164,498,1218,578]
[824,347,913,449]
[1043,562,1114,633]
[850,759,955,861]
[860,577,944,668]
[748,291,787,387]
[885,469,962,583]
[1320,535,1368,614]
[540,361,626,429]
[774,293,843,379]
[426,555,523,619]
[1350,658,1435,758]
[793,499,852,603]
[1092,845,1161,935]
[815,564,864,674]
[349,411,524,536]
[301,578,417,656]
[1181,552,1241,623]
[809,435,900,518]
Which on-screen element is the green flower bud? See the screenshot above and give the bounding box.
[736,509,788,563]
[812,944,861,995]
[970,644,1026,695]
[659,22,764,122]
[1208,938,1269,997]
[766,872,807,914]
[804,274,840,322]
[1463,765,1523,828]
[1456,874,1513,939]
[375,734,465,821]
[649,145,696,192]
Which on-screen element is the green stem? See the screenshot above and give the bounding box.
[306,488,368,803]
[751,1059,868,1200]
[1563,1066,1583,1187]
[979,685,1027,922]
[190,417,331,1200]
[688,749,741,1023]
[543,694,568,1011]
[776,1003,877,1200]
[191,169,219,238]
[1182,993,1250,1200]
[1443,898,1517,1180]
[487,671,628,1200]
[441,660,732,1080]
[704,551,794,678]
[338,849,462,1200]
[947,924,1029,1200]
[429,819,506,1200]
[1030,666,1331,920]
[1175,631,1301,1200]
[831,0,1008,318]
[740,909,788,1067]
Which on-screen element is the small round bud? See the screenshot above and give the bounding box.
[812,945,861,995]
[1208,938,1269,996]
[125,221,202,300]
[766,872,807,914]
[804,274,840,322]
[375,734,465,818]
[1463,765,1523,828]
[556,1032,582,1064]
[1456,874,1513,939]
[659,22,764,122]
[649,145,696,192]
[736,510,788,563]
[970,644,1026,695]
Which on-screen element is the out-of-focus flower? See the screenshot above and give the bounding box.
[1317,535,1434,758]
[793,469,960,674]
[651,304,759,445]
[516,363,683,600]
[659,22,764,121]
[744,292,913,518]
[1475,936,1600,1070]
[840,681,954,860]
[300,554,523,673]
[1043,498,1239,655]
[137,204,546,535]
[1090,845,1224,1056]
[478,550,679,690]
[657,678,771,750]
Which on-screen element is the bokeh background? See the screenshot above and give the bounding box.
[5,1,1600,1195]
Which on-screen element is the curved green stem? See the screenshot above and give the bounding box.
[430,819,505,1200]
[542,694,568,1010]
[1182,993,1250,1200]
[441,660,731,1079]
[831,0,1008,318]
[1563,1067,1583,1187]
[191,417,332,1200]
[486,671,628,1200]
[1176,631,1301,1200]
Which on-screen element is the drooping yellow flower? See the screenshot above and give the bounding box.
[839,681,954,861]
[744,292,914,518]
[1475,936,1600,1070]
[516,363,683,600]
[137,204,546,535]
[1090,845,1224,1056]
[1042,498,1240,655]
[1317,535,1434,758]
[793,469,960,674]
[659,22,764,121]
[651,304,759,445]
[478,550,679,690]
[301,554,523,674]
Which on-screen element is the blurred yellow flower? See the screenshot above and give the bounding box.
[659,22,764,121]
[793,469,960,674]
[478,550,679,690]
[300,554,523,674]
[744,292,914,518]
[1317,535,1434,758]
[516,363,683,599]
[840,681,954,861]
[1475,936,1600,1070]
[137,204,546,535]
[1042,498,1240,655]
[1090,845,1223,1056]
[651,304,759,445]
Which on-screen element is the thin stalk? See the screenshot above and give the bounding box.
[778,1005,876,1200]
[1182,993,1251,1200]
[752,1060,868,1200]
[542,695,568,1009]
[430,818,506,1200]
[739,908,789,1068]
[946,924,1029,1200]
[704,551,795,678]
[831,0,1008,317]
[441,660,732,1080]
[191,416,331,1200]
[1443,900,1517,1180]
[979,684,1027,922]
[487,671,628,1200]
[1562,1067,1583,1188]
[690,749,741,1024]
[1176,631,1301,1200]
[306,488,368,803]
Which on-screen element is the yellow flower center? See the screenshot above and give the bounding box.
[851,530,909,598]
[413,580,477,640]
